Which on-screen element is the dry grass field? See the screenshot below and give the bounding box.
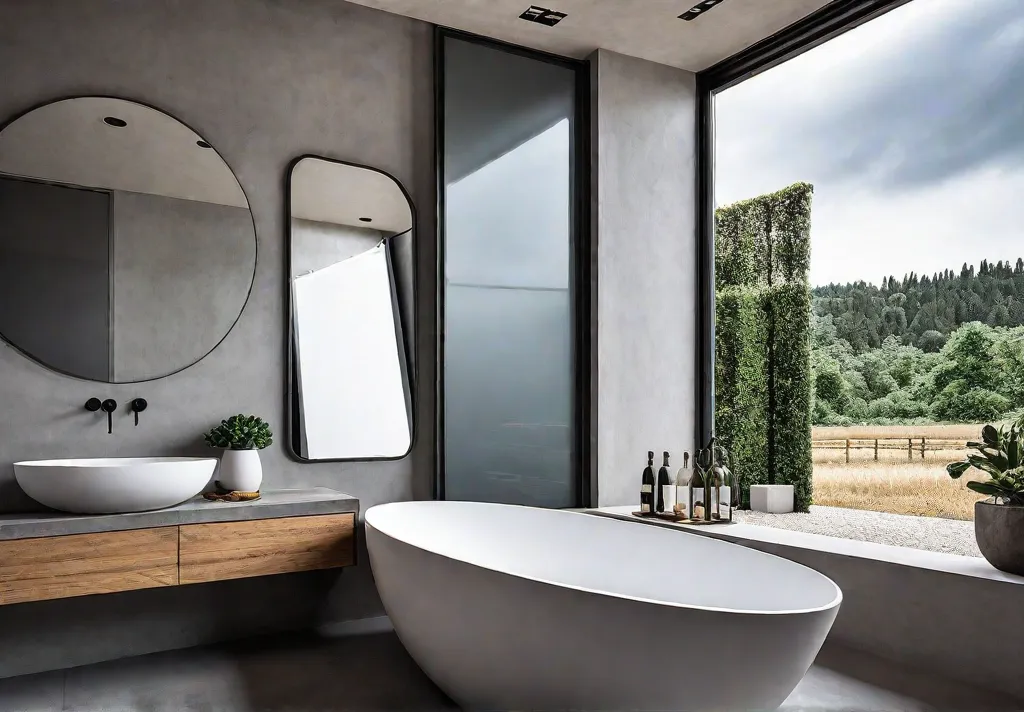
[811,424,989,520]
[813,462,986,520]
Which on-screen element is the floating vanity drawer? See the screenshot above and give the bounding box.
[178,513,355,584]
[0,528,178,605]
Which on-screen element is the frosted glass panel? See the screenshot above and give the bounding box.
[443,37,577,507]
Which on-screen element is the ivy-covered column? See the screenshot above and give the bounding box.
[715,286,769,507]
[714,182,814,511]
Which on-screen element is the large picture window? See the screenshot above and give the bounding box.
[703,0,1024,555]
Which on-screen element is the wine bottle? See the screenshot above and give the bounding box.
[674,451,690,515]
[640,451,655,514]
[689,457,706,521]
[656,451,671,513]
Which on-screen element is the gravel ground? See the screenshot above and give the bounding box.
[733,506,981,557]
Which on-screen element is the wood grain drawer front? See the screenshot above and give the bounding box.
[178,514,355,584]
[0,528,178,605]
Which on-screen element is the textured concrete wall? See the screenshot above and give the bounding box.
[290,219,383,277]
[0,0,434,677]
[113,191,255,382]
[591,50,697,507]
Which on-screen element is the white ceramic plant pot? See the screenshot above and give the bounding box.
[217,449,263,492]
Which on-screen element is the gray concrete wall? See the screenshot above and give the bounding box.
[290,219,384,277]
[0,0,434,678]
[112,191,255,382]
[590,50,697,507]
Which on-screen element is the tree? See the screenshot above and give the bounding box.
[932,384,1010,422]
[813,256,1024,354]
[933,322,1001,393]
[918,330,947,353]
[814,360,849,412]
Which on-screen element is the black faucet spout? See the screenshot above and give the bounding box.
[101,399,117,434]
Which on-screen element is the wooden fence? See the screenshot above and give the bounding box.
[812,437,968,463]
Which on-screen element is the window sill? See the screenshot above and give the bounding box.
[587,505,1024,586]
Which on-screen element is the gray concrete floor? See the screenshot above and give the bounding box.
[0,631,1014,711]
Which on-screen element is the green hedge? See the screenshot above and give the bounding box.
[714,183,814,512]
[716,182,812,289]
[766,284,813,511]
[715,200,759,289]
[715,287,769,507]
[768,183,813,285]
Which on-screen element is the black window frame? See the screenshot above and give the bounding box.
[694,0,914,449]
[434,28,594,507]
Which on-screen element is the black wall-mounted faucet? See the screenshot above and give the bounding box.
[131,398,148,426]
[101,399,117,434]
[85,398,118,434]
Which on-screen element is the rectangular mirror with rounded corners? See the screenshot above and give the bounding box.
[287,155,414,461]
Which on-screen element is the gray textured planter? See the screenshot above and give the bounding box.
[975,500,1024,575]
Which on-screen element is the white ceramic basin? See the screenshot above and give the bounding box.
[13,457,217,514]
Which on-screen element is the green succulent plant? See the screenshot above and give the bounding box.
[947,415,1024,505]
[204,414,273,451]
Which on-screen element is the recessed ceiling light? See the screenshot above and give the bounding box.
[359,217,373,223]
[520,5,567,27]
[196,140,212,149]
[679,0,726,21]
[103,116,127,127]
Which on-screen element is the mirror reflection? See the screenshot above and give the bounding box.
[0,97,256,382]
[289,157,414,461]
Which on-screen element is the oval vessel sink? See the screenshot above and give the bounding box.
[13,457,217,514]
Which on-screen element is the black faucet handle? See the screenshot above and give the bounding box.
[100,399,117,434]
[131,398,148,426]
[85,398,102,412]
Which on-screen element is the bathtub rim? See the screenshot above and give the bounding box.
[365,500,843,616]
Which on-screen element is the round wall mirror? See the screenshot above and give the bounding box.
[0,97,256,382]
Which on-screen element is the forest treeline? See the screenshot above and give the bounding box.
[811,259,1024,425]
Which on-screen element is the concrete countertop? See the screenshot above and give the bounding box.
[0,488,358,541]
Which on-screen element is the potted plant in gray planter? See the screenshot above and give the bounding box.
[204,414,273,493]
[948,416,1024,575]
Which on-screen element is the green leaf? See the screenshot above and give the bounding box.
[967,454,1004,477]
[947,461,972,479]
[982,424,1000,447]
[967,481,1008,498]
[1006,438,1022,471]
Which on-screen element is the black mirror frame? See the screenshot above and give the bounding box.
[0,94,257,384]
[284,154,418,464]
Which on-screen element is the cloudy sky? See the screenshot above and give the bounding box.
[715,0,1024,288]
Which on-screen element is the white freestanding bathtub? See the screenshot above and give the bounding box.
[366,501,842,712]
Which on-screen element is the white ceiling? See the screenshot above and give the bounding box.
[346,0,832,71]
[291,157,413,235]
[0,98,247,207]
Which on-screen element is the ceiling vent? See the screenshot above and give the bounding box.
[520,6,567,27]
[679,0,726,21]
